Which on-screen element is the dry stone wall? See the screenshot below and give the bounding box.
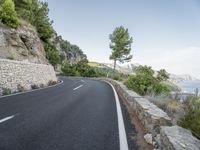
[99,78,200,150]
[0,59,57,95]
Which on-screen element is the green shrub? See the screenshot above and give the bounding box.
[44,42,61,67]
[179,97,200,139]
[0,0,19,29]
[61,63,79,76]
[113,73,123,81]
[124,65,170,96]
[2,87,11,95]
[61,60,99,77]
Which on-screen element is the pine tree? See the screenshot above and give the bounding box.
[109,26,133,71]
[0,0,19,28]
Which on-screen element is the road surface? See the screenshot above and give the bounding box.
[0,77,138,150]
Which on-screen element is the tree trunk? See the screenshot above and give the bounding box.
[114,59,116,71]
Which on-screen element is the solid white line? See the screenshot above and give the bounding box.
[73,85,83,91]
[0,115,15,123]
[105,81,129,150]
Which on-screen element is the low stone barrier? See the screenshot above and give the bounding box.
[0,59,57,95]
[160,126,200,150]
[99,78,200,150]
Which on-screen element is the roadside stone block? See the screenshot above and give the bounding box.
[160,126,200,150]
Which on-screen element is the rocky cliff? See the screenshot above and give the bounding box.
[52,34,87,64]
[0,23,48,64]
[0,23,87,65]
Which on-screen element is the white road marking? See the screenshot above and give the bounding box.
[106,82,129,150]
[0,115,15,123]
[81,79,85,82]
[73,85,83,91]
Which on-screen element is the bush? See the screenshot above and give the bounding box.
[61,63,79,76]
[44,42,61,67]
[0,0,19,29]
[179,97,200,139]
[124,65,170,96]
[40,84,45,88]
[48,80,57,86]
[17,84,25,92]
[31,84,39,89]
[2,87,11,95]
[113,73,123,81]
[61,60,98,77]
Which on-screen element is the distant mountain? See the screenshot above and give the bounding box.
[88,62,140,74]
[89,62,199,84]
[169,74,199,83]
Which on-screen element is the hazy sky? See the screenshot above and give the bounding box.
[47,0,200,78]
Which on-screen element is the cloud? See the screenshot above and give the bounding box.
[135,47,200,78]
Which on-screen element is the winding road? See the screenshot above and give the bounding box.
[0,77,137,150]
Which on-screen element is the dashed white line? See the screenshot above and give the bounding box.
[0,115,15,123]
[81,79,85,83]
[105,81,129,150]
[73,85,83,91]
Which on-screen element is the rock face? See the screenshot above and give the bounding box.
[160,126,200,150]
[0,59,57,95]
[52,35,87,64]
[0,24,48,64]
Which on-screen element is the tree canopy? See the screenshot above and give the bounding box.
[0,0,19,28]
[109,26,133,70]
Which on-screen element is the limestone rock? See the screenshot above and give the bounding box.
[0,24,48,64]
[144,133,153,145]
[160,126,200,150]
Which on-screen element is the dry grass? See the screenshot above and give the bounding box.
[146,95,185,125]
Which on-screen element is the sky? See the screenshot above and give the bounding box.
[47,0,200,78]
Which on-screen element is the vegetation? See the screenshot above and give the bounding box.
[61,63,80,76]
[62,60,101,77]
[44,42,62,67]
[179,97,200,139]
[31,84,40,89]
[58,38,87,61]
[48,80,57,86]
[0,0,87,68]
[109,26,133,71]
[125,65,170,96]
[2,87,11,95]
[17,84,25,92]
[0,0,19,28]
[14,0,53,41]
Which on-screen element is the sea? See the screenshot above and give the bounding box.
[177,80,200,94]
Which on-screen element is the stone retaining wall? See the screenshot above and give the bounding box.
[101,78,200,150]
[0,59,57,95]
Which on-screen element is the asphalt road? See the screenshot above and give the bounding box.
[0,77,138,150]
